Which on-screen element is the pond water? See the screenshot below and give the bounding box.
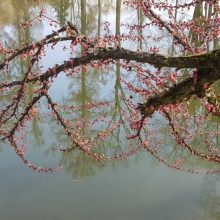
[1,1,220,220]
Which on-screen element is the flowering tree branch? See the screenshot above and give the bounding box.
[1,0,220,174]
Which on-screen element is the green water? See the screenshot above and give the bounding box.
[1,1,220,219]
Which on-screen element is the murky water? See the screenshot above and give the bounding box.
[1,1,220,220]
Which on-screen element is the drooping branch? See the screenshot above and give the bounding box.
[162,109,220,164]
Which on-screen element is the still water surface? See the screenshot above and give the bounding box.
[0,1,220,220]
